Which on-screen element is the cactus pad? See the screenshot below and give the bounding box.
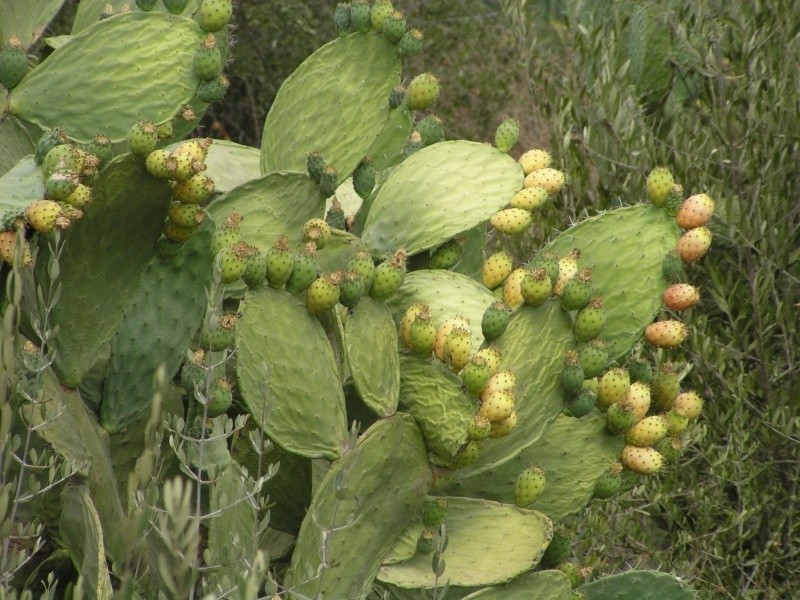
[0,0,66,48]
[580,570,697,599]
[0,116,35,175]
[200,139,261,194]
[0,156,44,229]
[462,570,573,599]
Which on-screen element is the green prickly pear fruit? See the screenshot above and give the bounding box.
[467,413,492,440]
[35,128,69,165]
[428,239,461,269]
[45,170,80,202]
[416,115,445,146]
[421,498,449,527]
[325,197,347,231]
[518,148,551,174]
[128,120,159,157]
[480,370,516,401]
[593,463,623,499]
[350,0,372,33]
[651,365,680,411]
[369,248,406,299]
[370,0,394,32]
[482,251,513,289]
[306,273,341,314]
[558,563,586,589]
[388,84,406,109]
[578,339,609,379]
[473,346,502,377]
[25,200,64,234]
[559,351,584,397]
[663,283,700,311]
[490,207,532,235]
[510,185,548,211]
[524,167,565,194]
[42,144,85,179]
[217,243,249,284]
[197,0,233,33]
[306,151,326,183]
[168,202,206,229]
[442,326,471,372]
[530,250,559,285]
[406,73,440,111]
[553,249,580,297]
[64,183,93,207]
[672,390,703,420]
[452,440,482,468]
[265,235,295,289]
[646,167,674,207]
[302,218,332,249]
[477,389,515,424]
[514,466,546,507]
[84,134,112,165]
[494,118,520,153]
[677,226,712,262]
[654,437,684,464]
[173,173,215,204]
[502,268,527,308]
[136,0,158,10]
[481,301,511,342]
[180,349,206,392]
[163,0,190,14]
[676,193,714,229]
[145,149,173,180]
[416,529,436,555]
[200,313,237,351]
[333,3,352,36]
[352,156,376,199]
[662,250,686,283]
[210,214,242,254]
[194,34,223,81]
[489,411,517,438]
[645,319,688,348]
[242,250,267,290]
[605,401,638,434]
[461,356,491,397]
[626,415,669,447]
[163,220,197,243]
[338,270,366,308]
[565,388,597,418]
[582,376,599,394]
[155,119,174,141]
[0,37,28,90]
[400,302,426,348]
[196,73,230,104]
[347,247,376,289]
[597,368,631,411]
[319,165,339,198]
[285,243,319,294]
[627,358,652,384]
[540,532,570,568]
[573,296,607,342]
[620,445,664,475]
[0,231,31,267]
[664,409,689,436]
[397,28,424,57]
[408,308,437,357]
[166,152,205,182]
[560,268,592,311]
[382,10,407,43]
[401,131,424,158]
[205,378,233,417]
[520,268,551,306]
[625,381,651,421]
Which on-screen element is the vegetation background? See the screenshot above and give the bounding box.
[43,0,798,598]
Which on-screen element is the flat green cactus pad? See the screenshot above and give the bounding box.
[200,139,261,194]
[0,0,66,48]
[378,496,551,589]
[10,12,205,142]
[0,156,43,230]
[206,172,324,251]
[0,117,35,176]
[345,298,401,417]
[286,414,431,599]
[462,569,574,599]
[580,570,697,599]
[236,287,348,460]
[369,104,414,173]
[70,0,202,34]
[545,204,679,358]
[261,33,401,177]
[361,141,523,257]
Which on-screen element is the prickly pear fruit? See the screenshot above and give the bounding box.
[520,268,551,306]
[200,313,237,351]
[442,326,471,372]
[677,226,712,262]
[0,231,31,266]
[416,115,445,146]
[0,37,28,90]
[338,271,366,308]
[662,250,686,283]
[325,197,346,231]
[494,118,520,152]
[210,214,242,254]
[578,339,609,379]
[382,10,406,43]
[146,149,173,179]
[302,218,332,249]
[482,251,513,289]
[605,401,638,434]
[620,445,664,475]
[559,351,585,397]
[350,0,372,32]
[352,156,376,200]
[524,168,565,194]
[421,498,449,527]
[205,378,233,417]
[84,133,112,165]
[306,274,341,314]
[480,370,516,401]
[406,73,440,111]
[285,245,319,295]
[416,529,435,555]
[626,415,669,447]
[466,413,492,440]
[558,563,586,589]
[676,193,714,229]
[166,152,205,182]
[371,0,394,31]
[197,0,233,32]
[42,144,85,179]
[654,437,684,464]
[664,409,689,436]
[514,466,546,507]
[428,239,462,269]
[491,207,532,235]
[560,268,592,311]
[477,389,515,424]
[481,301,511,342]
[473,346,502,377]
[173,173,215,204]
[645,319,688,348]
[408,308,437,357]
[400,302,426,347]
[306,151,326,183]
[194,34,223,81]
[582,377,599,394]
[510,185,549,211]
[489,411,517,438]
[597,368,631,411]
[663,283,700,311]
[672,390,703,420]
[369,248,406,298]
[319,165,339,198]
[518,149,551,174]
[593,463,623,499]
[333,3,352,35]
[242,251,267,290]
[540,532,570,568]
[168,202,205,229]
[625,381,651,421]
[573,296,606,342]
[502,268,527,308]
[565,388,597,418]
[388,84,406,109]
[162,0,190,14]
[347,247,376,288]
[25,200,64,234]
[163,220,196,243]
[128,120,159,157]
[651,366,680,411]
[45,171,79,202]
[217,244,248,284]
[452,440,482,468]
[197,73,230,104]
[646,167,674,207]
[35,128,69,165]
[530,250,558,284]
[553,249,580,297]
[262,236,293,289]
[461,356,491,397]
[397,28,424,57]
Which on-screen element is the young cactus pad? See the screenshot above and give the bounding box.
[461,570,574,599]
[579,570,697,599]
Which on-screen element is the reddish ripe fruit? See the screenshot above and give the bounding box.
[677,227,712,262]
[676,193,714,229]
[645,320,689,348]
[663,283,700,311]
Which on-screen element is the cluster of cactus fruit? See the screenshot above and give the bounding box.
[0,1,709,598]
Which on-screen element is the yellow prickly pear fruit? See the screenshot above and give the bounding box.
[620,445,664,475]
[473,346,502,377]
[518,149,552,174]
[482,251,513,289]
[490,207,532,235]
[490,411,518,438]
[0,230,31,266]
[477,389,515,423]
[503,268,528,307]
[625,381,651,421]
[480,370,516,401]
[553,249,580,296]
[442,326,472,372]
[433,315,469,361]
[400,302,427,348]
[524,168,565,194]
[510,185,549,211]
